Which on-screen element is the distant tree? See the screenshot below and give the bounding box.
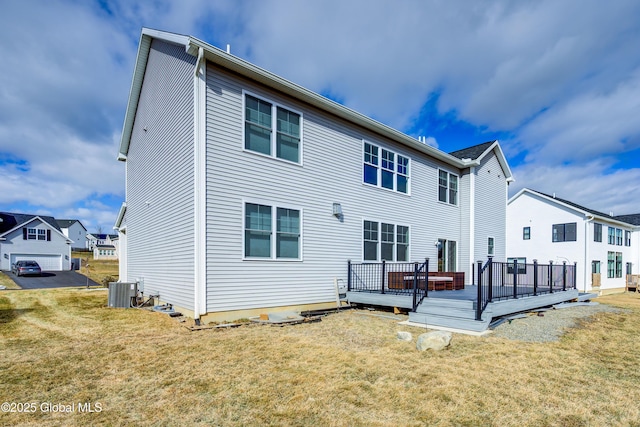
[96,225,104,235]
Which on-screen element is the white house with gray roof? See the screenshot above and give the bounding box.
[507,188,640,294]
[115,28,513,322]
[0,212,72,271]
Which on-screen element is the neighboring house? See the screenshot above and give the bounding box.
[115,28,513,323]
[56,219,87,251]
[507,188,639,294]
[94,244,118,260]
[86,233,118,251]
[0,212,72,271]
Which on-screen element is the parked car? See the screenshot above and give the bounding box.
[11,260,42,277]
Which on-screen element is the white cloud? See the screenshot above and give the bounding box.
[510,161,640,215]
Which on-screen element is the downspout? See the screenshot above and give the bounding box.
[193,46,206,323]
[585,215,594,293]
[468,166,476,283]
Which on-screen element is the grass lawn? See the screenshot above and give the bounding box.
[72,252,119,286]
[0,272,21,290]
[1,289,640,426]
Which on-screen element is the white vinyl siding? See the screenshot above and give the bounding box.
[125,39,196,311]
[204,62,479,314]
[474,152,507,262]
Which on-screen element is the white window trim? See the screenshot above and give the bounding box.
[437,168,459,206]
[361,140,410,195]
[487,236,495,256]
[242,90,304,166]
[242,199,303,262]
[361,217,410,262]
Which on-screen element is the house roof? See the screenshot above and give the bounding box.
[449,140,513,181]
[509,189,637,227]
[613,213,640,226]
[449,141,496,160]
[56,219,87,231]
[0,212,62,235]
[96,244,116,249]
[118,28,512,175]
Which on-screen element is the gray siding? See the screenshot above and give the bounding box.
[204,63,468,313]
[126,39,196,310]
[474,151,508,262]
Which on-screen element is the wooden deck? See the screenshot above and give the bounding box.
[346,285,583,333]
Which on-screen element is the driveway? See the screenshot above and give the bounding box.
[3,271,100,289]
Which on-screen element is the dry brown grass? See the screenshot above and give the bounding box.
[0,272,21,289]
[1,289,640,426]
[72,251,118,286]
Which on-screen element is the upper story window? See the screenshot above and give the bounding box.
[244,93,301,164]
[438,170,458,205]
[552,223,576,242]
[487,237,495,255]
[608,227,615,245]
[363,142,409,194]
[523,227,531,240]
[625,230,631,247]
[616,228,623,246]
[593,223,602,242]
[26,228,47,241]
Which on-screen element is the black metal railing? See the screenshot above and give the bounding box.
[347,259,429,311]
[476,258,577,320]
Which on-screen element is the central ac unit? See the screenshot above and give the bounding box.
[108,282,138,308]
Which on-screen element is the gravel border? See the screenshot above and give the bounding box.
[489,303,622,342]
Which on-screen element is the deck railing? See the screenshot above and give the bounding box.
[476,258,577,320]
[348,259,429,311]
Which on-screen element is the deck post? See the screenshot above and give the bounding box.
[488,257,493,303]
[381,260,386,295]
[425,258,429,298]
[533,259,538,296]
[412,262,419,311]
[476,260,483,321]
[512,258,518,299]
[573,262,577,289]
[347,260,352,291]
[562,261,567,291]
[549,261,554,293]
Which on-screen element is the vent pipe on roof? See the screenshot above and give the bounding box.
[553,193,556,198]
[226,44,231,54]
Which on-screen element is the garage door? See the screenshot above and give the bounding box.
[10,254,62,271]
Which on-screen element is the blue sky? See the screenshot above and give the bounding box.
[1,0,639,232]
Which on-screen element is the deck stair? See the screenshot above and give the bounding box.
[409,297,491,333]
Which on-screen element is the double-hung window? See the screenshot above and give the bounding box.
[608,227,615,244]
[244,202,301,260]
[616,228,623,246]
[625,230,631,247]
[615,252,623,278]
[438,170,458,205]
[593,223,602,242]
[244,93,301,163]
[552,223,576,242]
[363,220,409,261]
[523,227,531,240]
[362,142,409,194]
[607,252,615,278]
[27,228,37,240]
[487,237,495,256]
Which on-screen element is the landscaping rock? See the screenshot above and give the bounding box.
[416,331,452,351]
[397,331,412,341]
